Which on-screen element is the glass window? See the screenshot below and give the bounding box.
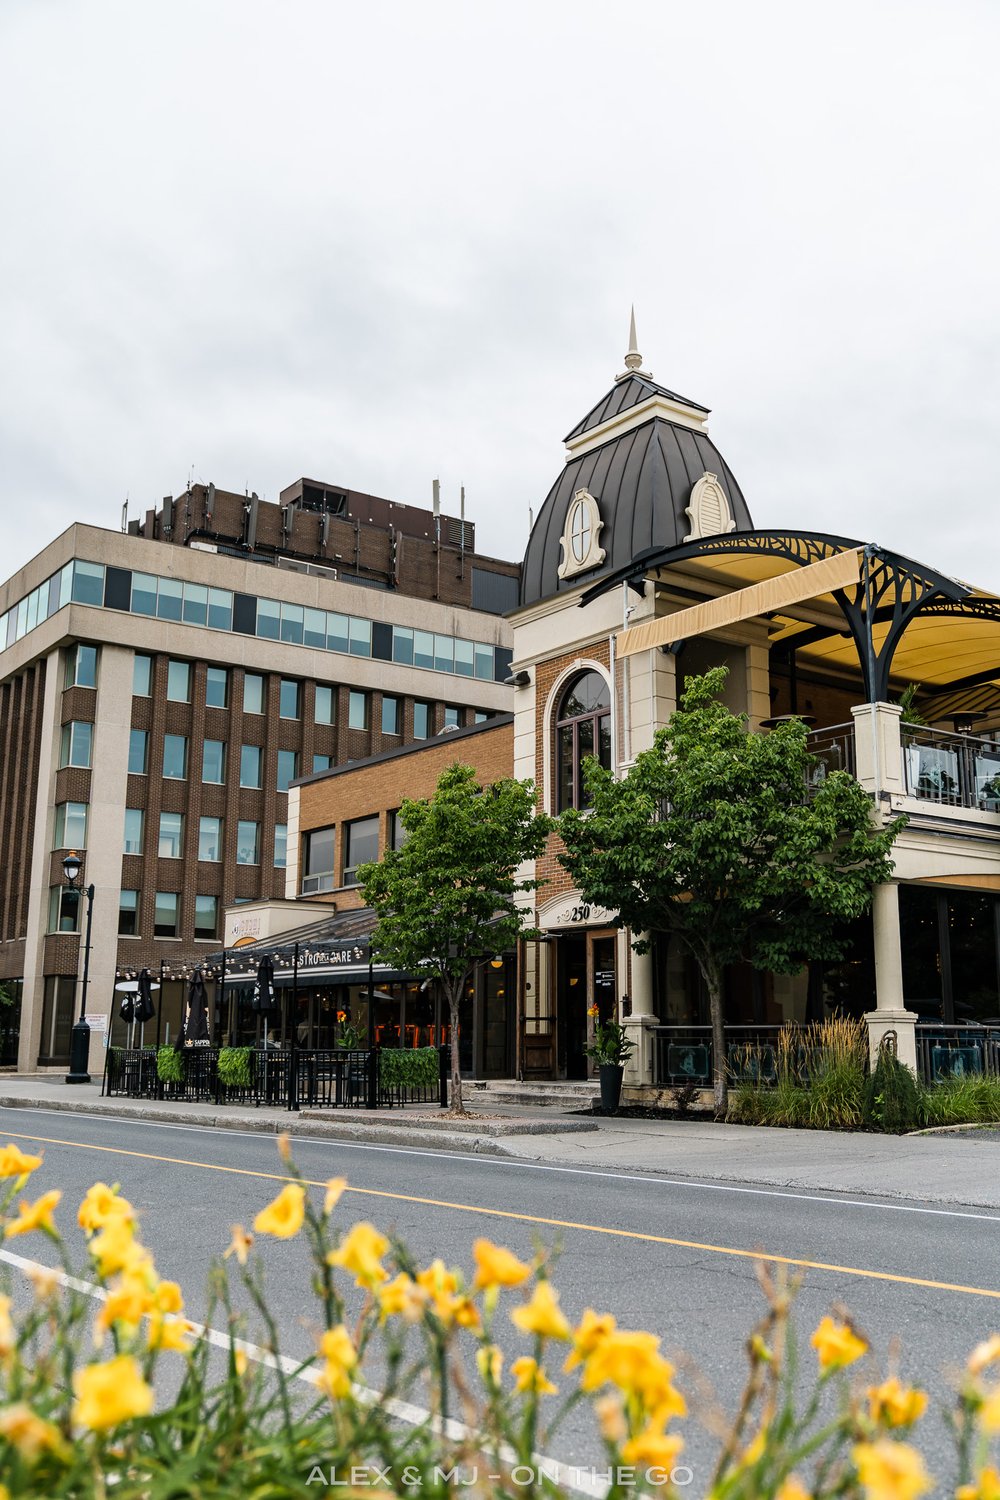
[444,706,460,729]
[344,816,379,885]
[53,801,88,849]
[118,890,139,937]
[474,643,494,681]
[382,697,399,735]
[279,679,300,719]
[454,639,475,677]
[133,654,152,696]
[277,750,299,792]
[413,631,434,671]
[280,603,304,644]
[474,711,489,724]
[349,618,372,657]
[65,644,98,689]
[302,826,335,892]
[312,753,332,773]
[128,729,148,776]
[240,745,262,788]
[202,739,226,783]
[156,577,183,622]
[205,667,228,708]
[556,671,612,811]
[327,613,349,654]
[123,808,145,855]
[162,734,188,779]
[256,598,280,640]
[434,635,454,673]
[208,588,233,631]
[274,824,288,868]
[158,811,184,859]
[71,560,104,606]
[60,721,93,768]
[304,607,326,649]
[236,821,260,865]
[392,627,413,665]
[194,895,218,940]
[315,684,334,725]
[182,583,208,626]
[198,816,222,862]
[154,892,179,938]
[131,574,157,617]
[243,673,264,714]
[389,810,407,850]
[348,691,368,731]
[166,660,190,702]
[49,886,81,934]
[413,702,430,739]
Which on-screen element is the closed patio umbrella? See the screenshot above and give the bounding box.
[136,969,156,1025]
[252,955,280,1016]
[182,969,211,1044]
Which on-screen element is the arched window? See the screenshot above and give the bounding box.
[556,671,612,810]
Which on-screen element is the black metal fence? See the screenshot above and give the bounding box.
[653,1025,792,1089]
[915,1025,1000,1085]
[103,1044,449,1111]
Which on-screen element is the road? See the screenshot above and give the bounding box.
[1,1104,997,1493]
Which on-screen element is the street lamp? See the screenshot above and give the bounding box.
[62,850,94,1085]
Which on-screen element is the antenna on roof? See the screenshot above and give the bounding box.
[121,497,129,533]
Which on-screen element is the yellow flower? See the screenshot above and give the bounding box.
[0,1402,67,1462]
[377,1272,425,1322]
[565,1308,617,1371]
[867,1377,928,1429]
[317,1324,356,1400]
[510,1280,571,1341]
[978,1385,1000,1433]
[414,1259,478,1327]
[811,1315,867,1371]
[95,1266,157,1339]
[89,1217,149,1278]
[775,1480,811,1500]
[621,1425,684,1472]
[78,1182,133,1233]
[594,1393,626,1443]
[472,1238,531,1290]
[233,1348,249,1378]
[957,1466,1000,1500]
[4,1189,60,1239]
[253,1183,305,1239]
[73,1355,154,1431]
[224,1225,253,1264]
[327,1222,389,1287]
[581,1330,686,1419]
[0,1296,14,1362]
[852,1439,931,1500]
[477,1344,504,1385]
[0,1145,43,1179]
[969,1338,1000,1377]
[324,1177,348,1215]
[147,1315,193,1353]
[511,1355,558,1395]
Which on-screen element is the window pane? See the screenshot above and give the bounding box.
[599,717,612,770]
[156,578,183,622]
[474,643,493,681]
[304,607,326,649]
[558,726,574,811]
[578,719,594,808]
[123,808,144,855]
[66,644,98,689]
[240,745,261,788]
[315,684,334,725]
[414,631,434,670]
[277,750,299,792]
[327,613,349,653]
[71,560,104,606]
[236,822,259,865]
[60,721,93,768]
[49,886,80,934]
[392,627,413,665]
[279,680,300,719]
[198,816,222,861]
[162,735,188,779]
[274,824,288,868]
[305,826,335,876]
[118,890,139,937]
[348,691,368,730]
[194,895,218,940]
[381,697,399,735]
[182,583,208,625]
[131,574,157,617]
[390,810,407,849]
[444,706,460,729]
[128,729,148,776]
[257,598,280,640]
[202,739,225,783]
[312,753,332,773]
[454,639,474,677]
[559,671,610,718]
[349,618,371,657]
[345,817,379,883]
[243,673,264,714]
[414,702,430,739]
[133,654,152,695]
[205,667,228,708]
[208,588,233,631]
[166,660,190,702]
[158,812,184,859]
[280,603,304,644]
[434,635,453,673]
[154,893,178,937]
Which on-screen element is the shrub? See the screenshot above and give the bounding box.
[217,1046,253,1089]
[727,1018,867,1130]
[379,1045,439,1091]
[0,1142,998,1497]
[920,1074,1000,1128]
[155,1046,183,1085]
[864,1046,923,1133]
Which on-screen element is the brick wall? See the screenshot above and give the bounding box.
[0,659,46,977]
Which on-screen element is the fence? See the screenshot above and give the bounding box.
[103,1044,449,1110]
[652,1025,791,1089]
[915,1025,1000,1085]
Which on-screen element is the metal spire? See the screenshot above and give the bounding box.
[616,306,652,382]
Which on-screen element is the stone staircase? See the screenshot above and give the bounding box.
[468,1078,599,1110]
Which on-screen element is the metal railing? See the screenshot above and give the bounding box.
[805,723,857,783]
[915,1025,1000,1085]
[902,726,1000,812]
[652,1025,798,1089]
[103,1044,449,1110]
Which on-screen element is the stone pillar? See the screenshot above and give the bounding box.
[865,881,918,1072]
[851,703,905,797]
[623,933,656,1086]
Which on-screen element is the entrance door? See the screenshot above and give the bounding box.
[557,935,588,1079]
[591,935,617,1025]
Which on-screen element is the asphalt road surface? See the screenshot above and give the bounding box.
[1,1104,998,1495]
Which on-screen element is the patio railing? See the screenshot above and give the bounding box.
[915,1025,1000,1084]
[805,723,857,782]
[902,726,1000,812]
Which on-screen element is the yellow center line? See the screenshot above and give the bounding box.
[4,1127,999,1302]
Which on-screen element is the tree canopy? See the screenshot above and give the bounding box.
[359,762,551,1113]
[558,668,904,1113]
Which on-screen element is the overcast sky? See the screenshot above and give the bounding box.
[2,1,998,593]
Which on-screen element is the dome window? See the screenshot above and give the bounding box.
[557,489,606,581]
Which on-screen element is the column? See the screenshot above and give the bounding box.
[865,881,918,1072]
[622,931,656,1087]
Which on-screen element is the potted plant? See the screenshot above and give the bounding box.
[585,1004,635,1114]
[334,1010,365,1050]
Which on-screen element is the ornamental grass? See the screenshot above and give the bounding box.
[1,1140,1000,1496]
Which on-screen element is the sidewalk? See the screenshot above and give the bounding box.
[2,1074,999,1209]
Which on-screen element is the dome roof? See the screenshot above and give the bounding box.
[520,371,753,608]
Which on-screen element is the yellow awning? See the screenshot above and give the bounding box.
[616,548,862,658]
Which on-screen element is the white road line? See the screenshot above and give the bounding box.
[0,1245,606,1497]
[3,1104,999,1225]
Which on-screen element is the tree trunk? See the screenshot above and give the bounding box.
[704,960,728,1120]
[446,981,465,1116]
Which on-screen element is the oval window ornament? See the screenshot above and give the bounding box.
[557,488,606,580]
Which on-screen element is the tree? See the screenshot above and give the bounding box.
[358,763,551,1115]
[558,668,904,1116]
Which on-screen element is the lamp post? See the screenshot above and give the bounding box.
[62,850,94,1085]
